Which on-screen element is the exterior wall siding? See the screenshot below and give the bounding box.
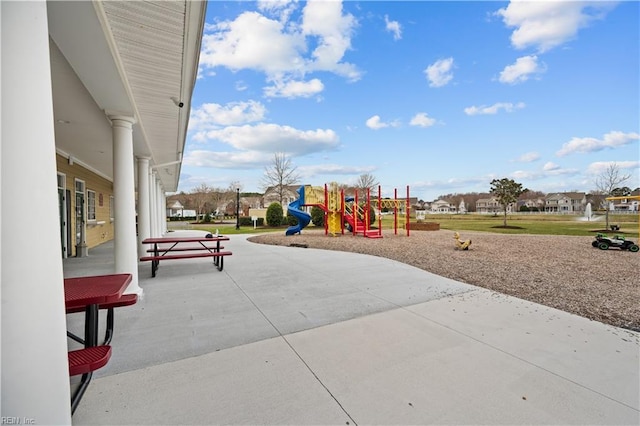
[56,154,114,255]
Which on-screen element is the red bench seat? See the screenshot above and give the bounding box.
[68,345,112,414]
[146,245,223,253]
[140,251,232,276]
[68,345,112,376]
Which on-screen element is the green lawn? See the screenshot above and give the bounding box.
[384,213,639,237]
[170,213,639,238]
[169,222,283,235]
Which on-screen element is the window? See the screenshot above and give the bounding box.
[87,190,96,221]
[57,173,65,189]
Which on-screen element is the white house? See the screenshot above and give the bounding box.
[430,199,456,213]
[2,2,206,421]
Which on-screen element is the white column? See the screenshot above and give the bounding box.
[109,114,142,296]
[149,172,158,237]
[156,179,163,236]
[160,187,167,234]
[136,157,151,256]
[1,2,72,422]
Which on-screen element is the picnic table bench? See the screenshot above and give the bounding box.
[64,273,134,414]
[140,235,231,277]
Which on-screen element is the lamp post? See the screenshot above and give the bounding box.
[235,188,240,230]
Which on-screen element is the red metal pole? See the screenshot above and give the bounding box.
[406,185,410,237]
[378,185,382,236]
[366,187,371,235]
[394,188,398,235]
[324,183,328,235]
[354,189,358,235]
[341,188,345,235]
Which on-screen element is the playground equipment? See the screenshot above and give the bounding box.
[285,183,411,237]
[285,186,312,236]
[454,232,471,250]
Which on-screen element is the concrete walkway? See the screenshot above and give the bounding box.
[65,232,639,425]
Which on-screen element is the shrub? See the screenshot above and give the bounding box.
[266,203,283,227]
[285,211,299,226]
[356,203,376,226]
[310,206,325,227]
[238,216,264,227]
[368,205,376,226]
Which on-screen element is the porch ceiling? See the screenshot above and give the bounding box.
[48,1,205,192]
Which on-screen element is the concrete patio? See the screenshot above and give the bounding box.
[65,231,639,425]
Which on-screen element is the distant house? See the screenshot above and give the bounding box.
[608,189,639,212]
[263,185,301,209]
[544,192,586,213]
[476,197,502,214]
[518,198,545,211]
[430,199,456,213]
[167,200,184,217]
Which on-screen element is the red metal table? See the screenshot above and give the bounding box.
[64,273,132,348]
[141,235,231,276]
[64,273,132,413]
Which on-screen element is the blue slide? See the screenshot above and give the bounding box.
[286,186,311,236]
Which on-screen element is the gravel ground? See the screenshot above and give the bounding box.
[248,229,640,331]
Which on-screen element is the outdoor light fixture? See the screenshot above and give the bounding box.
[236,188,240,230]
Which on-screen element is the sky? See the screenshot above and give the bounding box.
[178,0,640,201]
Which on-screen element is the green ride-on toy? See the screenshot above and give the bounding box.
[592,233,639,252]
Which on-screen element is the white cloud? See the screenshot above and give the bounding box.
[298,163,376,178]
[425,57,454,88]
[200,11,306,75]
[556,131,640,156]
[194,123,340,156]
[183,150,272,169]
[300,0,360,80]
[366,115,386,129]
[512,163,579,181]
[586,161,640,176]
[495,1,615,53]
[385,15,402,40]
[543,162,560,171]
[189,101,266,130]
[516,152,540,163]
[199,1,361,98]
[409,113,436,128]
[366,115,399,130]
[464,102,525,116]
[257,0,298,23]
[499,55,546,84]
[263,78,324,98]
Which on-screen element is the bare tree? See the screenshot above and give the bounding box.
[208,187,226,217]
[594,163,631,228]
[354,173,379,198]
[261,153,300,205]
[190,183,213,222]
[224,181,244,216]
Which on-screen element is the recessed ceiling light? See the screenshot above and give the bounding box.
[56,119,71,124]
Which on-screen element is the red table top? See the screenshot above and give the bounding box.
[142,236,229,244]
[64,273,132,310]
